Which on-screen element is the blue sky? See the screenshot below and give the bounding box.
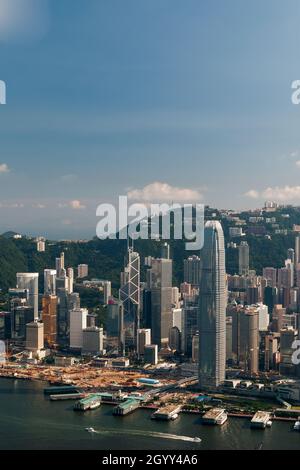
[1,0,300,238]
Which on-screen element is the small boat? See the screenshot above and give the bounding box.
[266,420,272,428]
[170,413,179,421]
[193,437,202,443]
[293,420,300,431]
[85,427,96,433]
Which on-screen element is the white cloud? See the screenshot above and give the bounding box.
[59,200,86,210]
[244,189,259,199]
[0,163,10,173]
[127,182,203,203]
[245,185,300,202]
[295,160,300,167]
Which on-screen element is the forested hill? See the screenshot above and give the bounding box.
[0,230,296,292]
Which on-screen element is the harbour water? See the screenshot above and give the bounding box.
[0,378,299,450]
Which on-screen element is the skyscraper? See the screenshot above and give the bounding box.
[44,269,56,295]
[42,294,57,347]
[238,241,249,276]
[184,255,201,287]
[198,221,226,390]
[119,246,140,348]
[56,252,65,278]
[295,235,300,265]
[16,273,39,320]
[149,258,173,348]
[69,308,88,349]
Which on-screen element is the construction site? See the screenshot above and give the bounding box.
[0,361,177,391]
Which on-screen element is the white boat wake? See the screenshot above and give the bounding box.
[84,427,201,443]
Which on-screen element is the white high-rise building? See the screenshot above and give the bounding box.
[198,221,226,390]
[16,273,39,320]
[69,308,88,349]
[256,303,270,331]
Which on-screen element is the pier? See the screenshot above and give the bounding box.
[112,399,140,416]
[152,404,181,421]
[202,408,228,425]
[250,411,271,429]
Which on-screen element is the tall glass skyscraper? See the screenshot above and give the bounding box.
[198,221,226,390]
[119,247,140,349]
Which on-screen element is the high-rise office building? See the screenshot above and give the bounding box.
[42,294,57,347]
[144,344,158,365]
[26,321,44,351]
[278,266,293,289]
[184,255,201,287]
[149,258,173,348]
[11,302,34,340]
[161,242,170,260]
[280,327,298,376]
[182,293,199,357]
[198,221,226,390]
[238,241,249,276]
[263,285,277,314]
[82,327,104,355]
[169,326,181,352]
[287,248,295,264]
[69,308,88,349]
[44,269,56,295]
[103,281,111,304]
[56,252,65,278]
[16,273,39,320]
[231,304,259,374]
[67,267,74,294]
[119,246,140,348]
[106,299,124,353]
[295,235,300,265]
[226,317,233,362]
[263,267,277,288]
[137,328,151,355]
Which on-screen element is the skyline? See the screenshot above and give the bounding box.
[2,1,300,237]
